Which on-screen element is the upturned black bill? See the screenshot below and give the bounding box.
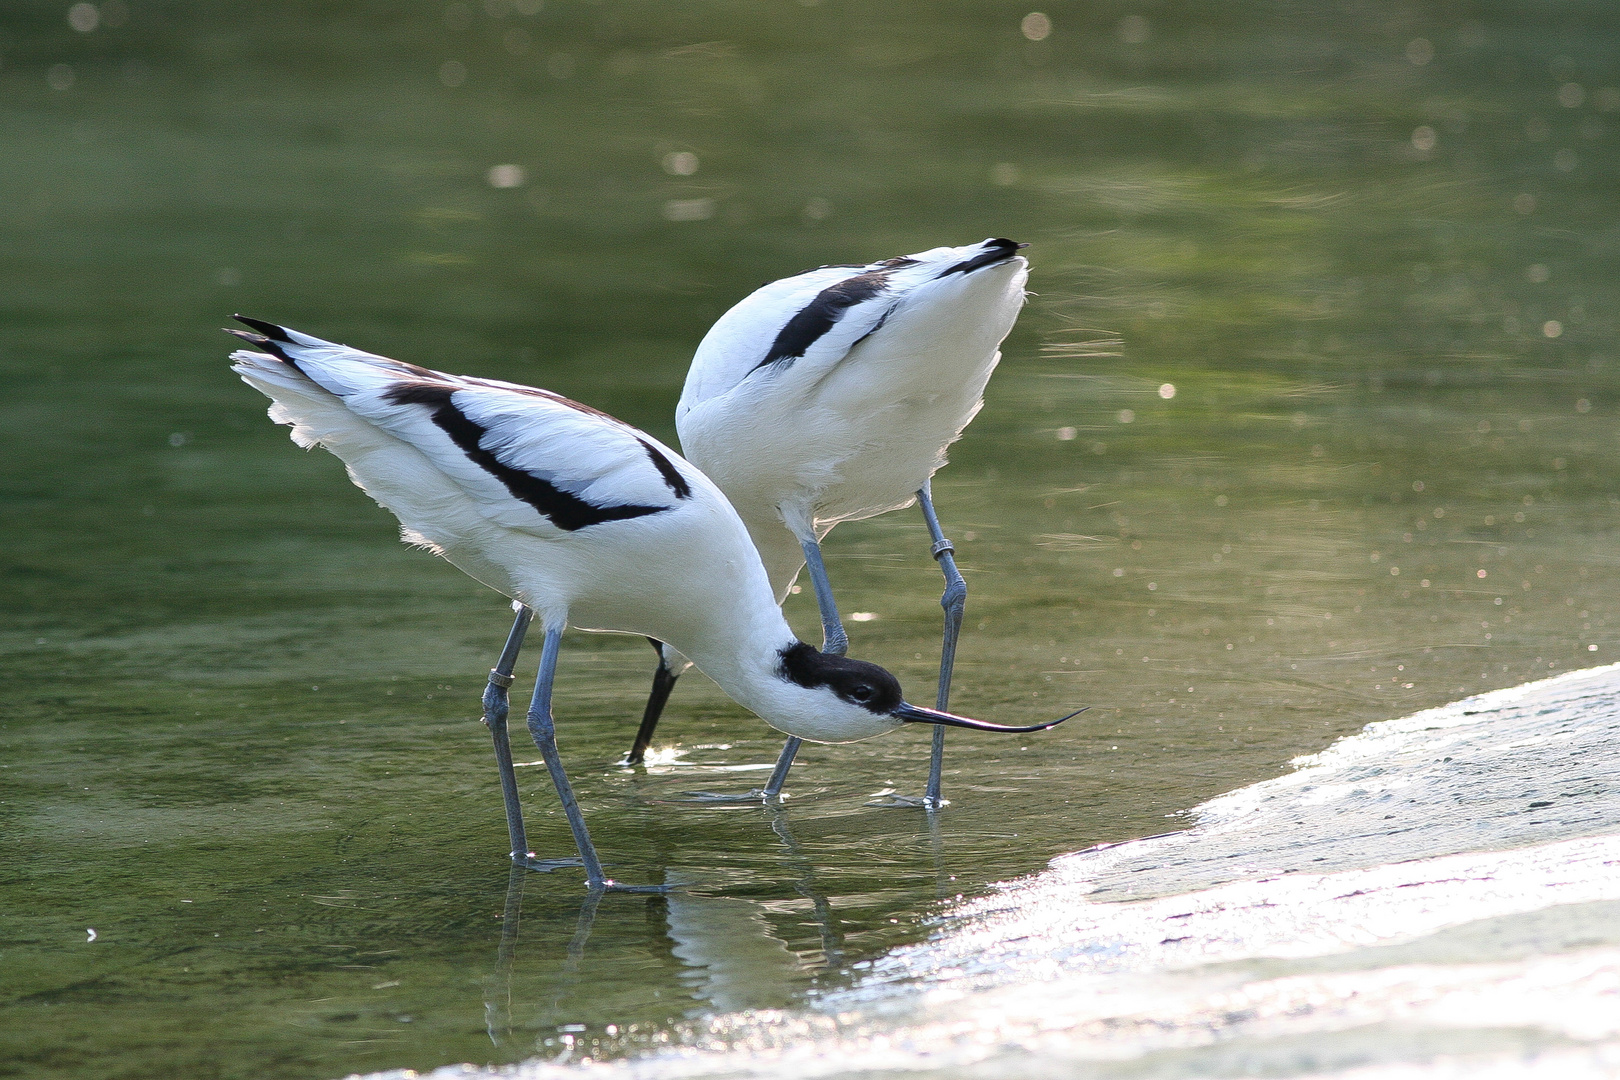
[893,702,1084,733]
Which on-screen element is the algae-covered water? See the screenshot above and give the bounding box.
[2,2,1619,1077]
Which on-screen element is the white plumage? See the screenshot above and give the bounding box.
[678,238,1029,594]
[228,316,1065,889]
[627,239,1031,806]
[235,326,729,628]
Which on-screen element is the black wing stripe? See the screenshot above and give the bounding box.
[639,439,692,499]
[754,269,893,372]
[384,382,671,531]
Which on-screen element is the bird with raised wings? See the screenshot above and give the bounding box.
[228,317,1070,890]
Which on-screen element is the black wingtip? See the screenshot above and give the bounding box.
[224,319,296,365]
[939,238,1029,277]
[232,315,293,342]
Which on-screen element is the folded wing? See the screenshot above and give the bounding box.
[678,260,911,414]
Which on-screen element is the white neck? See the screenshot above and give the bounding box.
[666,589,902,744]
[672,594,801,721]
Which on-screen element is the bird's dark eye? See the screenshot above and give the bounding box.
[850,684,874,702]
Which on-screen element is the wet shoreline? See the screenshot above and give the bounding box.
[405,665,1620,1079]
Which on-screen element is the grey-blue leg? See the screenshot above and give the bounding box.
[483,606,536,862]
[524,621,668,892]
[523,620,610,887]
[799,535,849,657]
[918,481,966,808]
[760,736,802,800]
[680,732,802,803]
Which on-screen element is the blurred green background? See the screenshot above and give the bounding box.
[2,1,1618,1077]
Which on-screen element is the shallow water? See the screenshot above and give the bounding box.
[404,665,1620,1079]
[3,2,1619,1078]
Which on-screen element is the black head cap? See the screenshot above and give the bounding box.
[778,642,902,714]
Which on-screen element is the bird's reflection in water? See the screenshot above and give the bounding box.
[659,807,855,1012]
[768,808,845,970]
[484,868,524,1047]
[924,810,948,900]
[479,803,952,1055]
[662,869,803,1012]
[485,867,606,1051]
[483,802,876,1046]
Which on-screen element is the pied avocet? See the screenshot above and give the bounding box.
[624,238,1031,809]
[228,317,1068,890]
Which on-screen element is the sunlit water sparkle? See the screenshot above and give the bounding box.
[7,3,1620,1076]
[386,665,1620,1080]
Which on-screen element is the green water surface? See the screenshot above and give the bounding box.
[2,1,1618,1077]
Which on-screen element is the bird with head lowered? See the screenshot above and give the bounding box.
[626,238,1032,809]
[228,317,1075,891]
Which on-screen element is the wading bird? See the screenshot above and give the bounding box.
[623,238,1030,808]
[229,317,1071,891]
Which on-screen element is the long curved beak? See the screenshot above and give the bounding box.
[893,702,1084,733]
